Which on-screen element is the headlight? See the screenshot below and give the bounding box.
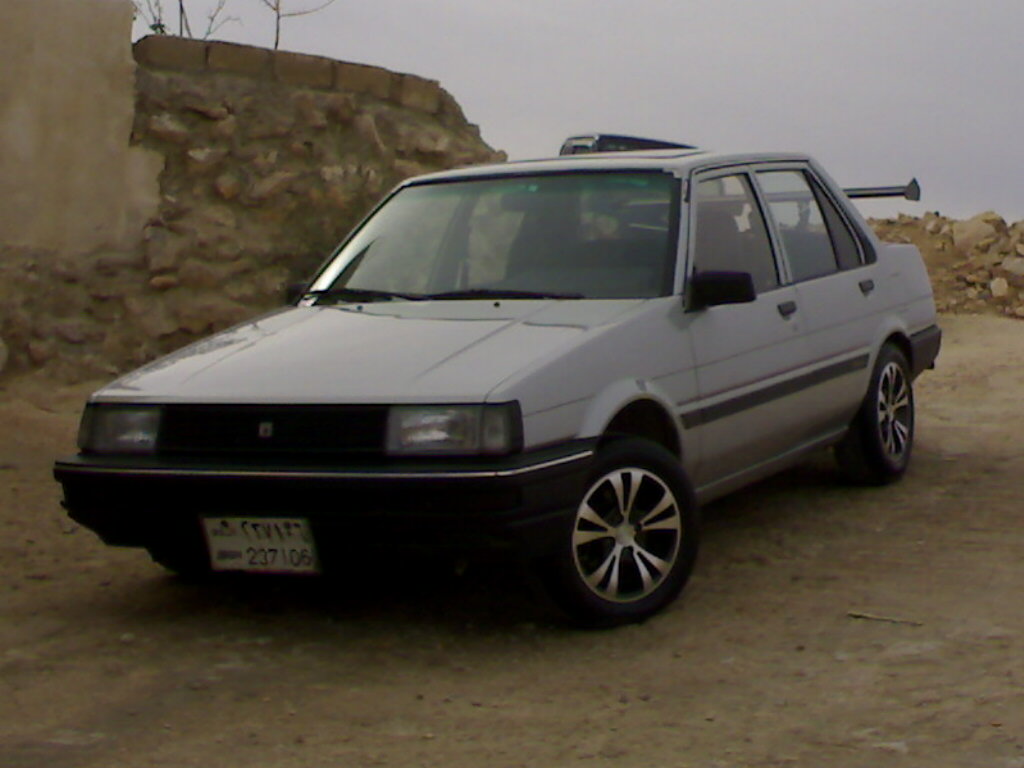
[386,403,522,456]
[78,404,161,454]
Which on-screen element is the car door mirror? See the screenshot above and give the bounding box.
[688,270,757,310]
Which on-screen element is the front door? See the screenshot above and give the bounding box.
[682,170,813,492]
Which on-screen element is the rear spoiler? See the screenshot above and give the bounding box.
[843,178,921,201]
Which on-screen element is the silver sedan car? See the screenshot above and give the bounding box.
[56,138,940,625]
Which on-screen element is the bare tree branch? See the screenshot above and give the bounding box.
[178,0,194,37]
[202,0,240,39]
[280,0,336,19]
[254,0,338,49]
[133,0,168,34]
[135,1,335,48]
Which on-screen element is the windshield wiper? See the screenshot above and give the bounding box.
[425,288,584,300]
[305,287,426,303]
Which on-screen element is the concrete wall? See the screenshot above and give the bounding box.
[0,0,161,255]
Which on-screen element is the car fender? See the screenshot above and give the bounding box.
[867,315,912,371]
[578,378,686,458]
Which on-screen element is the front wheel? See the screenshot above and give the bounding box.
[542,439,699,627]
[835,344,915,485]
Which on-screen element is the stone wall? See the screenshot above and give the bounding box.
[0,29,503,381]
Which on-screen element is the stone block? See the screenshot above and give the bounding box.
[393,159,429,180]
[214,173,242,201]
[398,75,441,114]
[275,51,334,89]
[148,114,190,143]
[186,147,228,174]
[145,227,189,273]
[149,275,180,291]
[134,35,207,72]
[207,42,271,78]
[172,294,249,334]
[178,258,230,290]
[324,93,355,123]
[953,211,1008,256]
[182,98,229,121]
[125,295,179,338]
[353,114,387,155]
[293,93,328,128]
[335,62,395,99]
[1003,256,1024,276]
[28,340,54,366]
[212,115,238,139]
[53,320,93,345]
[248,171,300,202]
[92,250,142,276]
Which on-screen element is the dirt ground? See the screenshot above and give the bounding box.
[1,313,1022,768]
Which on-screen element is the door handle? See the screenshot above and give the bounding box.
[859,279,875,296]
[777,300,797,318]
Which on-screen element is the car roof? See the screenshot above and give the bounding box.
[405,149,814,186]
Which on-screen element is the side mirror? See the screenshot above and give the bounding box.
[688,270,756,310]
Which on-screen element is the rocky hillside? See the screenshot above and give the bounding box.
[0,38,503,382]
[872,211,1024,319]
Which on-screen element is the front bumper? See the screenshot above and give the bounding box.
[53,442,596,568]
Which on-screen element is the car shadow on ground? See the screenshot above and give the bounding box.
[106,551,559,637]
[89,454,873,638]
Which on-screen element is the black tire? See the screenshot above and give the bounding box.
[835,344,915,485]
[541,438,699,627]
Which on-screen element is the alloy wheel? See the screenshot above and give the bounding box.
[572,467,682,603]
[877,360,911,461]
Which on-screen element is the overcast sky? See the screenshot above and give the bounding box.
[137,0,1024,221]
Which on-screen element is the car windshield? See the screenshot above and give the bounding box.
[311,171,678,301]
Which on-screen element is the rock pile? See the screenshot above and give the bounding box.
[871,212,1024,319]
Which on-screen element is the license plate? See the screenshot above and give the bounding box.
[202,517,319,574]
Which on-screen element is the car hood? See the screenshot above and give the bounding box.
[96,300,647,405]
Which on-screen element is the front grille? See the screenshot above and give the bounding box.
[158,405,388,457]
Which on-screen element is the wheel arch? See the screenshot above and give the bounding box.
[881,330,913,371]
[868,314,912,370]
[579,380,684,460]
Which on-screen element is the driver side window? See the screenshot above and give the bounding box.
[692,174,779,294]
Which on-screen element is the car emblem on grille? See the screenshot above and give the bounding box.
[258,421,274,439]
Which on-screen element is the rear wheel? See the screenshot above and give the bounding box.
[835,344,915,485]
[542,439,699,627]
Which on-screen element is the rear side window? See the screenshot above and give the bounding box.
[756,170,839,282]
[810,180,863,270]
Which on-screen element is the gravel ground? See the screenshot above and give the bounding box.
[1,314,1022,768]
